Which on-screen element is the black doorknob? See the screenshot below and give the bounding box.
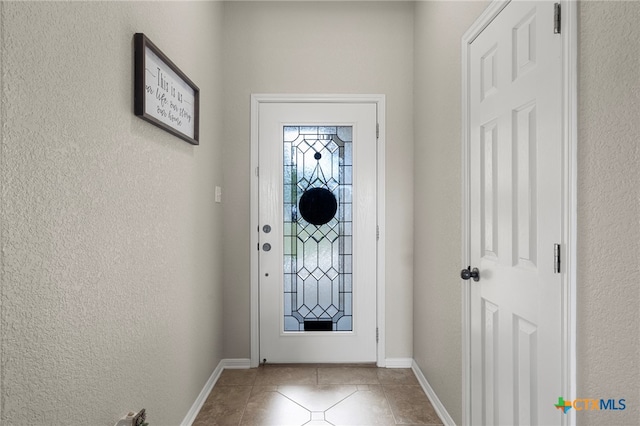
[461,266,480,282]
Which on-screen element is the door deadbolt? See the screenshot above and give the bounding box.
[263,225,272,233]
[262,243,272,252]
[461,266,480,282]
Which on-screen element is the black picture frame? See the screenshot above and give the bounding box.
[134,33,200,145]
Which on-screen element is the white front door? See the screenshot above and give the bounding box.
[257,100,378,363]
[467,1,564,424]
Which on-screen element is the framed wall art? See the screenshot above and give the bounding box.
[134,33,200,145]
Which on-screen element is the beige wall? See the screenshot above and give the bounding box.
[0,1,225,424]
[1,1,638,425]
[412,2,489,424]
[221,1,415,360]
[577,2,640,424]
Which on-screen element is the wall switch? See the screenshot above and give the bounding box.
[215,186,222,203]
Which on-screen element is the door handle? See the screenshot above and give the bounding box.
[461,266,480,282]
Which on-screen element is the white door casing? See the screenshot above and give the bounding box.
[462,1,577,425]
[250,95,386,366]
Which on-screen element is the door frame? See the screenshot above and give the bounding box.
[250,94,386,367]
[461,1,577,425]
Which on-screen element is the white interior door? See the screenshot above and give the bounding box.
[258,101,377,363]
[467,1,563,425]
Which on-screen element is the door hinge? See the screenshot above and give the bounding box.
[554,3,561,34]
[376,327,379,343]
[554,243,561,273]
[376,225,380,241]
[376,123,380,140]
[255,166,259,177]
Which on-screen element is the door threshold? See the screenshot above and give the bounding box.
[258,362,378,368]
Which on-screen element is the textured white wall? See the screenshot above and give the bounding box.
[221,1,415,360]
[3,1,637,425]
[577,2,640,424]
[412,2,489,424]
[0,1,225,424]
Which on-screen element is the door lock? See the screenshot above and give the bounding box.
[461,266,480,282]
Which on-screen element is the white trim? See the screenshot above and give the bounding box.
[250,94,386,368]
[180,365,221,426]
[384,358,413,369]
[375,98,386,368]
[561,3,578,426]
[221,358,251,370]
[180,358,250,426]
[250,96,260,368]
[460,2,577,425]
[412,360,456,426]
[460,23,472,423]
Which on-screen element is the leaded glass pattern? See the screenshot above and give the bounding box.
[283,126,353,332]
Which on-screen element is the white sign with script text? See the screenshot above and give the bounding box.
[144,46,196,140]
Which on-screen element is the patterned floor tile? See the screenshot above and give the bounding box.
[325,386,396,425]
[217,369,258,386]
[254,366,318,386]
[192,385,251,426]
[317,367,379,385]
[383,385,443,425]
[240,389,310,425]
[377,368,419,385]
[277,385,357,411]
[192,366,442,426]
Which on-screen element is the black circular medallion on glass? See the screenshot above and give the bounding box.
[299,187,337,226]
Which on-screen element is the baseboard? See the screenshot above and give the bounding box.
[411,360,456,426]
[221,358,251,369]
[181,358,251,426]
[385,357,414,368]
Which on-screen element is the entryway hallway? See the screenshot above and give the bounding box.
[193,364,442,425]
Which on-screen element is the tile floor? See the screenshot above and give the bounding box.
[192,364,443,426]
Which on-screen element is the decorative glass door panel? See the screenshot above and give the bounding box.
[283,126,353,332]
[257,100,377,363]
